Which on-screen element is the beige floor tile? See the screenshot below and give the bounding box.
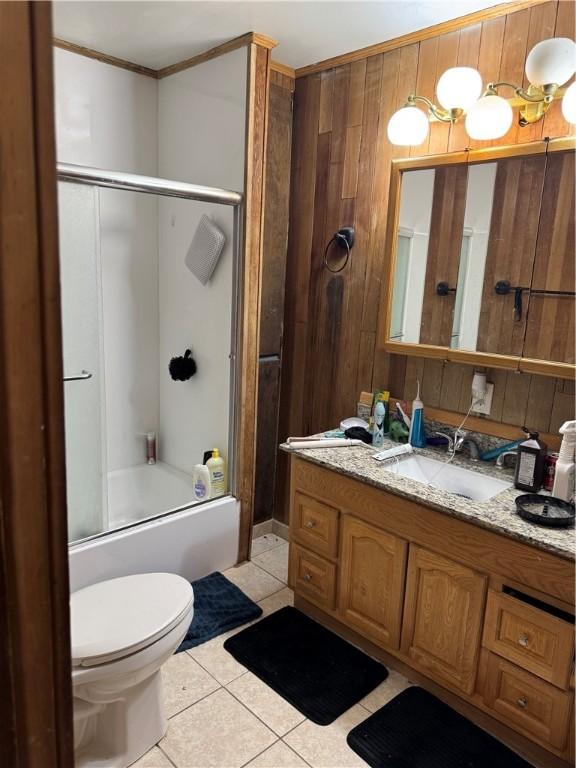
[129,746,174,767]
[245,741,308,767]
[359,668,412,713]
[257,586,294,617]
[223,561,284,602]
[187,626,247,686]
[284,704,371,768]
[251,534,284,557]
[162,652,220,718]
[227,671,305,736]
[160,688,275,768]
[253,543,289,583]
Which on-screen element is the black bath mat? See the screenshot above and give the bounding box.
[176,571,262,653]
[223,606,388,725]
[347,687,532,768]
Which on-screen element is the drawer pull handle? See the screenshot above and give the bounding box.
[304,572,312,582]
[518,634,530,647]
[516,697,528,709]
[305,521,316,529]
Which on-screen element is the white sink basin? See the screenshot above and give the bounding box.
[381,454,511,502]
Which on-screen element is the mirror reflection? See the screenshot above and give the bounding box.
[388,148,575,365]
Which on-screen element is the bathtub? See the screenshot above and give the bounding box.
[107,461,200,528]
[69,461,239,591]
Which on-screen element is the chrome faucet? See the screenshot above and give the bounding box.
[496,450,518,468]
[433,430,480,459]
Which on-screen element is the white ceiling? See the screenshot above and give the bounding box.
[53,0,503,71]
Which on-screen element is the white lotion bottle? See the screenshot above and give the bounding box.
[552,420,576,502]
[193,464,211,501]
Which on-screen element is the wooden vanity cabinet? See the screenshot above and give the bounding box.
[401,546,487,694]
[339,516,407,649]
[287,456,575,766]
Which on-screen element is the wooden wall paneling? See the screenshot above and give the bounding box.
[254,359,281,524]
[501,371,532,425]
[495,8,532,146]
[259,82,293,356]
[276,3,574,524]
[522,1,559,143]
[476,153,547,356]
[410,38,438,157]
[253,74,293,526]
[469,17,507,150]
[419,164,468,346]
[0,2,73,765]
[237,42,271,561]
[523,150,575,365]
[448,24,482,152]
[542,0,576,138]
[428,31,460,156]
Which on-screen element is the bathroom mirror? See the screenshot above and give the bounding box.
[382,138,576,378]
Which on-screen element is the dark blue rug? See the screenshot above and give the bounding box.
[176,571,262,653]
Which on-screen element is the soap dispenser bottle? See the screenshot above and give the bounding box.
[409,380,426,449]
[514,428,547,492]
[552,420,576,502]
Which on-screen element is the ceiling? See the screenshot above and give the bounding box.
[52,0,504,71]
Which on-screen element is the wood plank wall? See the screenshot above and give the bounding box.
[254,69,294,525]
[275,1,575,524]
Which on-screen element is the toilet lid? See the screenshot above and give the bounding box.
[71,573,194,667]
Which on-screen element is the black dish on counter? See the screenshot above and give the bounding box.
[515,494,575,528]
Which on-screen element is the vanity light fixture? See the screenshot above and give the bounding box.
[387,37,576,145]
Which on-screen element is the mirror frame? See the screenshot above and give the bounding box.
[379,137,576,380]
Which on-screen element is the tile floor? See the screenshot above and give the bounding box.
[133,534,411,768]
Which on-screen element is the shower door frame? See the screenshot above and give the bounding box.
[57,162,244,536]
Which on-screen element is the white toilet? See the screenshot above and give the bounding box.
[71,572,194,768]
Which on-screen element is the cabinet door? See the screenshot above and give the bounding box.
[402,546,487,694]
[339,516,408,649]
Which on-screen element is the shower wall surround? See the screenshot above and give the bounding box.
[158,48,247,475]
[54,46,247,541]
[55,49,159,475]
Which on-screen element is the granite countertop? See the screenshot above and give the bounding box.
[280,437,575,561]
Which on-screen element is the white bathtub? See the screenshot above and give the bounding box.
[69,462,239,591]
[107,461,200,528]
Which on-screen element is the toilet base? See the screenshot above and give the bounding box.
[74,670,167,768]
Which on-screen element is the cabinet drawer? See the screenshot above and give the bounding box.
[292,491,339,558]
[483,653,572,750]
[289,543,336,610]
[483,590,574,688]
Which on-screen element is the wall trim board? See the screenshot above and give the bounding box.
[270,59,296,78]
[54,31,278,80]
[53,37,158,77]
[295,0,550,77]
[1,3,73,765]
[157,32,277,79]
[236,40,272,562]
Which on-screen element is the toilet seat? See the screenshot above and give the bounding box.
[71,573,194,668]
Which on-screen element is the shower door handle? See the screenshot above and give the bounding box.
[63,370,92,382]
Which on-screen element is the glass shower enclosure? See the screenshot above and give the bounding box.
[58,163,242,544]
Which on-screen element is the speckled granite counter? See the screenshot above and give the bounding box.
[281,438,576,561]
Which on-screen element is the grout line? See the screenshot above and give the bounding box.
[279,738,314,768]
[237,737,281,768]
[224,680,300,743]
[157,744,178,767]
[165,683,223,722]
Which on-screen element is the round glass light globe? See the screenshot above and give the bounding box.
[562,81,576,123]
[465,95,513,140]
[387,106,429,146]
[436,67,483,110]
[525,38,576,87]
